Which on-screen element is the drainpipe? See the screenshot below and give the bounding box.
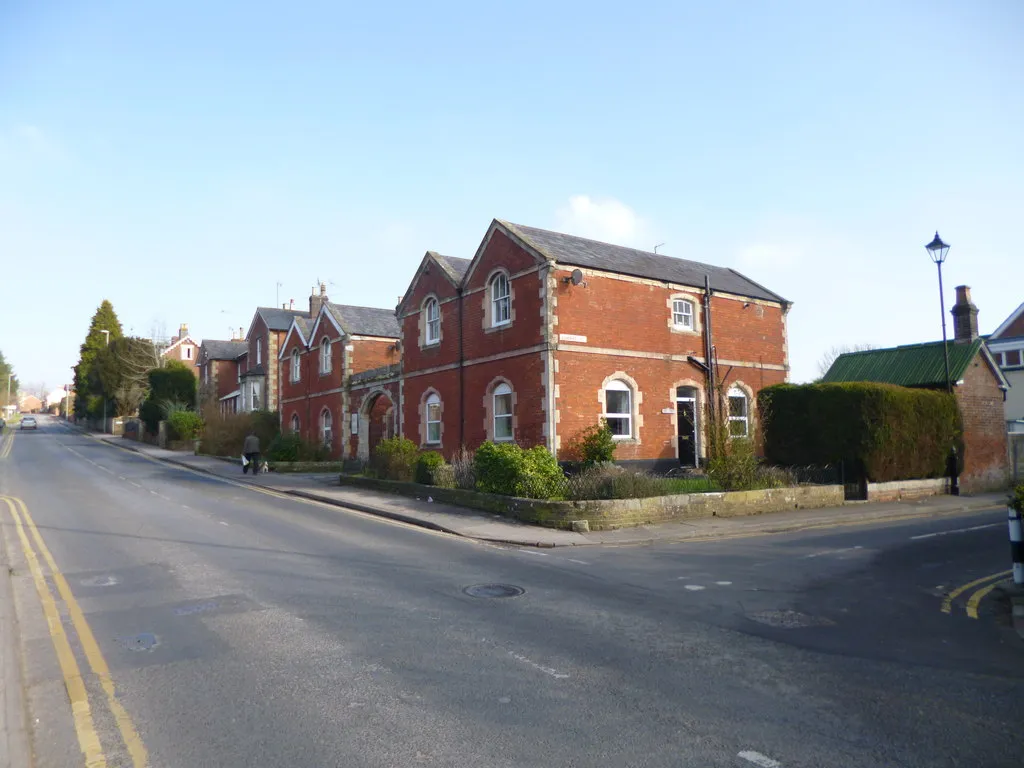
[703,275,716,422]
[458,287,465,449]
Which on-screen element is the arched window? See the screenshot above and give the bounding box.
[490,272,511,327]
[319,337,332,374]
[320,408,333,447]
[424,298,440,345]
[727,387,749,437]
[603,380,633,438]
[672,299,694,330]
[290,413,300,433]
[425,393,442,445]
[493,382,513,441]
[290,348,301,382]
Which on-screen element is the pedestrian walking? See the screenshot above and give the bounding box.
[242,430,261,475]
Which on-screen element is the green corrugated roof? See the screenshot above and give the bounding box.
[822,338,984,388]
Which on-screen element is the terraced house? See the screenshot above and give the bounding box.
[278,291,400,458]
[273,220,790,467]
[395,220,790,471]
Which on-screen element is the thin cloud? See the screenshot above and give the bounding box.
[555,195,650,248]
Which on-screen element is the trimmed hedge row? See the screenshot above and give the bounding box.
[757,382,960,483]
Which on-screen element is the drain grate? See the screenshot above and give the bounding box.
[463,584,525,599]
[747,610,835,629]
[117,632,160,652]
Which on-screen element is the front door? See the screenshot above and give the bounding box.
[676,391,698,467]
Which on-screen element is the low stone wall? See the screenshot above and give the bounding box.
[336,475,845,530]
[865,478,950,503]
[269,461,346,474]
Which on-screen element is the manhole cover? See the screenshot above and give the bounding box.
[747,610,835,629]
[463,584,525,599]
[117,632,160,652]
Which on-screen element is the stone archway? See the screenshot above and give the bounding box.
[357,389,395,462]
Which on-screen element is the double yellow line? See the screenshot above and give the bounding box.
[0,428,14,458]
[1,496,148,767]
[941,569,1011,619]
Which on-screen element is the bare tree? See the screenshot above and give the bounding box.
[817,343,876,379]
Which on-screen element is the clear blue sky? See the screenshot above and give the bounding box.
[2,0,1021,392]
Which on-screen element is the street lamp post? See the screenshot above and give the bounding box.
[925,232,958,495]
[100,329,110,433]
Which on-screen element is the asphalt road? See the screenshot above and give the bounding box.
[1,415,1021,768]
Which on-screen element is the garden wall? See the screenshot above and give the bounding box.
[336,475,844,530]
[865,478,950,503]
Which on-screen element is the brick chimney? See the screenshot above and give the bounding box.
[951,285,979,343]
[179,323,189,339]
[309,282,328,317]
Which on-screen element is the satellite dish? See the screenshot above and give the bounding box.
[570,269,584,286]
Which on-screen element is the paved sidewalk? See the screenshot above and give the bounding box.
[94,433,1007,548]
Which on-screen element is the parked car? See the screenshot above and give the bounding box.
[20,416,37,430]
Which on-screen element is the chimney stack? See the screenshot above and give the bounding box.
[309,282,328,317]
[951,285,979,343]
[179,323,189,339]
[289,298,294,310]
[239,326,244,341]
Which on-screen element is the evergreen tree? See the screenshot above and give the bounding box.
[0,349,18,411]
[73,300,124,418]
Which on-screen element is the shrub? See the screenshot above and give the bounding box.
[372,437,419,481]
[434,447,476,490]
[197,406,280,458]
[758,382,961,483]
[415,451,446,485]
[1010,484,1024,514]
[166,410,204,441]
[474,442,565,499]
[564,466,719,500]
[577,421,616,467]
[266,432,330,462]
[474,441,523,496]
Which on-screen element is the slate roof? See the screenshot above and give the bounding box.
[432,253,471,283]
[325,303,400,338]
[201,340,248,361]
[293,316,313,342]
[500,221,787,304]
[256,307,308,331]
[821,338,989,388]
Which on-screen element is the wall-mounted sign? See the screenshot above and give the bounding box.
[661,408,674,414]
[559,334,588,343]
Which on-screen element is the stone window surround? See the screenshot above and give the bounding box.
[420,387,443,447]
[290,348,302,383]
[320,407,333,447]
[290,412,300,433]
[483,268,515,333]
[667,291,702,336]
[419,294,443,349]
[598,371,643,444]
[723,380,754,438]
[319,336,333,375]
[482,376,518,443]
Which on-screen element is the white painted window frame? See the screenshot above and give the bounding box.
[672,299,694,330]
[603,379,633,440]
[425,393,442,445]
[493,382,513,442]
[290,348,301,382]
[490,272,511,328]
[425,298,441,345]
[320,408,332,447]
[727,386,749,437]
[319,337,332,374]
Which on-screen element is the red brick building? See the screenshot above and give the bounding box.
[197,339,248,414]
[396,221,790,470]
[160,323,200,375]
[824,285,1011,493]
[240,304,311,413]
[278,300,400,458]
[271,220,791,470]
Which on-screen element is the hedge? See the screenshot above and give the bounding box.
[757,382,960,483]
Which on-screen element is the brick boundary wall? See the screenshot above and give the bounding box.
[336,474,843,530]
